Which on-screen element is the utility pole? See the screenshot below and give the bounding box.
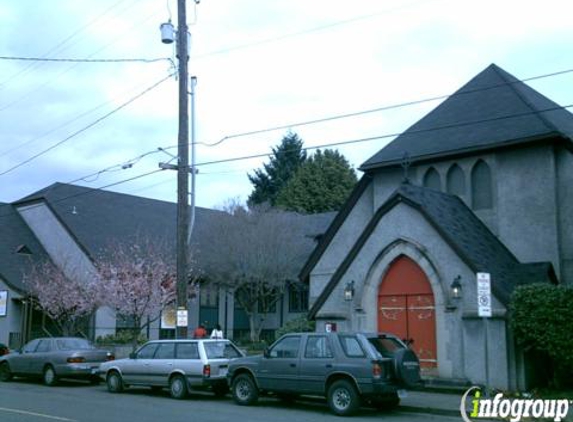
[175,0,190,340]
[159,0,199,339]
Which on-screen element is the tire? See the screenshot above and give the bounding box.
[212,382,229,398]
[231,373,259,406]
[0,362,13,382]
[327,379,360,416]
[169,375,188,400]
[106,371,124,393]
[43,365,58,386]
[393,348,421,388]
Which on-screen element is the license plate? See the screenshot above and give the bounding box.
[397,389,408,399]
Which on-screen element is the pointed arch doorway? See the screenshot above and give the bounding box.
[378,256,437,368]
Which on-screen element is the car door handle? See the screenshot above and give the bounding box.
[325,364,333,368]
[289,363,296,368]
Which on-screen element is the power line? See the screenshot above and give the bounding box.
[2,101,572,220]
[0,73,175,176]
[196,67,573,148]
[0,0,132,91]
[0,56,172,64]
[191,103,573,168]
[0,3,162,113]
[193,0,436,59]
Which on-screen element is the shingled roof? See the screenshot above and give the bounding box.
[308,183,557,318]
[0,203,50,292]
[13,183,334,277]
[361,64,573,171]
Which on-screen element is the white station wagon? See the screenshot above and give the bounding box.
[99,339,244,399]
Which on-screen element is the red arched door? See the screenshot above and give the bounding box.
[377,256,437,368]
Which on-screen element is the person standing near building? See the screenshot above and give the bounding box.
[193,324,207,339]
[210,324,223,339]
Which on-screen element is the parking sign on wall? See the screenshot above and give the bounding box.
[476,272,492,317]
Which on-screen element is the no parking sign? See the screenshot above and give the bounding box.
[476,272,492,317]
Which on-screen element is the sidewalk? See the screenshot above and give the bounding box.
[400,389,465,417]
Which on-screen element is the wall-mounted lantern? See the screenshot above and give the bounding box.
[451,275,462,300]
[344,280,355,302]
[446,275,463,311]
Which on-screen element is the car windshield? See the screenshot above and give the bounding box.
[203,341,241,359]
[367,336,404,358]
[56,338,94,351]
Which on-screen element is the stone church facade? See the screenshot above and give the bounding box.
[302,64,572,390]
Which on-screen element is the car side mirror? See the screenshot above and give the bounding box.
[129,352,137,359]
[263,348,270,358]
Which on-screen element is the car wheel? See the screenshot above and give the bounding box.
[43,365,58,386]
[169,375,188,400]
[212,382,229,398]
[232,373,259,406]
[327,379,360,416]
[0,362,13,382]
[106,371,124,393]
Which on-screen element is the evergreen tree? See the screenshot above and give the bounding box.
[248,132,307,206]
[276,149,357,213]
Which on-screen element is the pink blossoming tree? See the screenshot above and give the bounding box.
[24,260,99,336]
[96,240,177,351]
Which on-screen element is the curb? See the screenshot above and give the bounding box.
[398,405,461,418]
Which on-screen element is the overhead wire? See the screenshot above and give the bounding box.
[0,0,132,90]
[0,2,163,113]
[0,56,172,64]
[0,72,175,176]
[195,67,573,148]
[1,99,572,221]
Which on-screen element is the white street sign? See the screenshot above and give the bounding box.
[176,309,188,327]
[477,272,492,317]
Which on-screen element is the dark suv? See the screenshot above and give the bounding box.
[227,332,421,416]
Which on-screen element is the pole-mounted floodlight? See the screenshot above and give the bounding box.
[160,21,175,44]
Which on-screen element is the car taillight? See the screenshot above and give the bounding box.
[67,357,86,363]
[203,364,211,378]
[372,362,383,379]
[106,353,115,361]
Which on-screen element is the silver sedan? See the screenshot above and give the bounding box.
[0,337,115,385]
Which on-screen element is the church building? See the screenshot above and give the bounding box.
[301,64,572,390]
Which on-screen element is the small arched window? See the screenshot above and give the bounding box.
[471,160,493,210]
[446,164,465,197]
[423,167,441,191]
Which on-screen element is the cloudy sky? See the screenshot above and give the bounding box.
[0,0,572,209]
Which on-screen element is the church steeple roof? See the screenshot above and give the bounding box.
[361,64,573,171]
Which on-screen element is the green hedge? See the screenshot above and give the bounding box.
[509,284,573,385]
[275,314,315,340]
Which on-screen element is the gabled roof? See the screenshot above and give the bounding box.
[14,183,334,275]
[361,64,573,171]
[309,183,556,319]
[0,203,50,292]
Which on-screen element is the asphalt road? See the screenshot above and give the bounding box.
[0,379,457,422]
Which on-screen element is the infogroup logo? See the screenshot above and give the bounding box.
[460,387,570,422]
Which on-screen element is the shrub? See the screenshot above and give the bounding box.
[96,331,147,346]
[275,314,315,340]
[509,284,573,386]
